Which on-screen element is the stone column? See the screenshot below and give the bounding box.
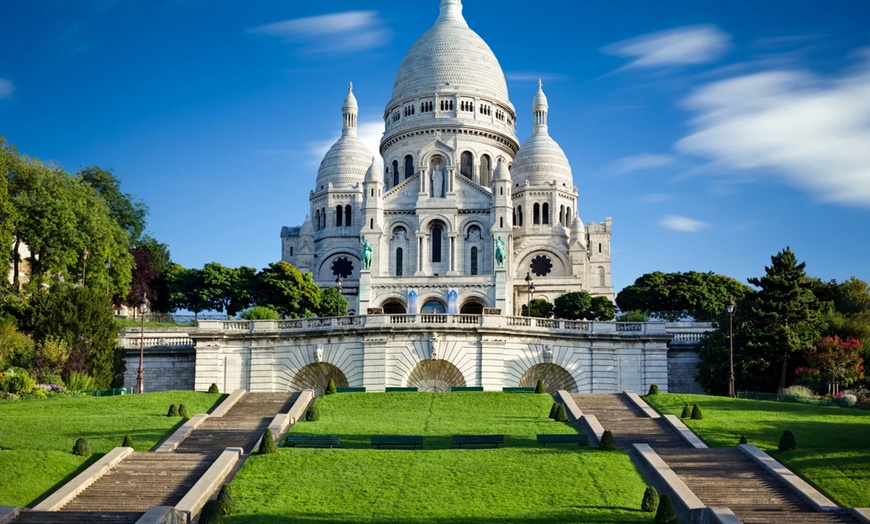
[479,336,506,391]
[358,271,372,313]
[362,335,388,392]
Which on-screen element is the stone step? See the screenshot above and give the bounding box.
[13,512,142,524]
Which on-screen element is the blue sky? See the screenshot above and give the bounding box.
[2,0,869,294]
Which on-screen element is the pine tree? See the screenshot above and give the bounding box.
[548,402,559,419]
[122,434,133,448]
[598,430,617,451]
[680,404,691,418]
[655,493,677,524]
[259,428,277,454]
[326,379,337,395]
[554,403,568,422]
[534,379,546,394]
[217,484,237,516]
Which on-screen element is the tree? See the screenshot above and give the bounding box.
[521,298,553,318]
[554,291,592,319]
[168,266,209,319]
[126,247,159,310]
[746,247,820,391]
[78,166,148,242]
[317,287,348,317]
[806,336,864,395]
[201,263,256,319]
[254,262,321,318]
[588,296,617,320]
[616,271,753,321]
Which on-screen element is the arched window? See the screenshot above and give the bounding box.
[345,205,352,227]
[432,225,442,263]
[392,160,399,187]
[559,205,565,226]
[396,248,403,277]
[480,155,492,186]
[533,203,540,225]
[460,151,473,179]
[470,247,478,276]
[404,155,414,180]
[517,205,523,227]
[335,205,343,227]
[314,209,320,230]
[513,210,517,226]
[542,203,549,225]
[598,266,606,287]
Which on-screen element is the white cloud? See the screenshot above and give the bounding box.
[609,153,675,175]
[0,78,14,99]
[307,119,384,169]
[676,51,870,207]
[250,11,390,55]
[603,25,730,69]
[660,215,711,232]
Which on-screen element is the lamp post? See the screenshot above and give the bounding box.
[525,272,535,317]
[81,248,90,287]
[335,275,343,316]
[136,293,148,394]
[105,256,111,297]
[726,296,736,398]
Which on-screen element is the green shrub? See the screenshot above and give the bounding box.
[548,402,559,419]
[178,404,189,418]
[648,384,659,395]
[654,493,677,524]
[239,306,281,320]
[641,486,659,513]
[3,372,35,395]
[534,379,546,394]
[65,372,96,392]
[35,371,64,388]
[554,403,568,422]
[72,437,91,457]
[217,484,237,515]
[208,383,219,394]
[198,499,224,524]
[691,404,703,420]
[30,388,47,399]
[837,394,857,407]
[680,404,691,418]
[122,434,134,448]
[598,430,617,451]
[326,379,337,395]
[259,428,277,455]
[778,430,797,451]
[167,404,179,417]
[739,435,747,445]
[781,385,815,403]
[306,404,320,421]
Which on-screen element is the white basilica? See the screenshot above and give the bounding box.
[281,0,613,317]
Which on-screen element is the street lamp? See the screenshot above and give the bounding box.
[105,256,111,297]
[81,248,90,287]
[136,293,148,394]
[525,272,535,317]
[726,296,736,398]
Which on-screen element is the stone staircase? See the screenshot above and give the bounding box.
[13,392,298,523]
[571,393,861,524]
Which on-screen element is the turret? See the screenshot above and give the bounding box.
[363,158,384,234]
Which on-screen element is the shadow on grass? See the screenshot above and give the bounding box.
[282,433,590,450]
[225,510,649,524]
[26,453,102,508]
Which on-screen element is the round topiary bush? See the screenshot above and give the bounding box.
[739,435,748,445]
[198,499,224,524]
[548,402,559,419]
[680,404,691,418]
[837,394,857,407]
[122,434,134,448]
[554,403,568,422]
[208,383,220,394]
[655,493,677,524]
[534,379,546,394]
[72,437,91,457]
[648,384,659,395]
[778,430,797,451]
[641,486,659,513]
[178,404,189,418]
[598,430,617,451]
[306,404,320,421]
[259,428,277,455]
[691,404,703,420]
[167,404,179,417]
[217,484,237,516]
[326,379,337,395]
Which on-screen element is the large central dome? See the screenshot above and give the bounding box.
[388,0,510,108]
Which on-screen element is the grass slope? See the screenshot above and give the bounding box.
[644,393,870,508]
[228,393,650,523]
[0,391,222,507]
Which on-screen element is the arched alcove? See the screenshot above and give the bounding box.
[406,360,466,392]
[459,299,485,315]
[382,299,407,314]
[289,363,349,394]
[519,363,577,394]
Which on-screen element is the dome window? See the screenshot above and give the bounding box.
[542,203,550,225]
[404,155,414,180]
[460,152,473,179]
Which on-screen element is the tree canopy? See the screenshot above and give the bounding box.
[616,271,753,321]
[553,291,616,320]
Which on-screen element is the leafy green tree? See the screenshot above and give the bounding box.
[554,291,592,319]
[168,266,209,319]
[254,262,321,318]
[521,298,554,318]
[318,287,348,317]
[616,271,753,321]
[589,296,617,320]
[202,263,256,319]
[126,247,159,310]
[78,166,148,242]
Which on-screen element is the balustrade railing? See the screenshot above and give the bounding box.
[123,337,193,349]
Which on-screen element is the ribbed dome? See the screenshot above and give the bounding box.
[388,0,509,107]
[512,82,574,188]
[316,83,373,189]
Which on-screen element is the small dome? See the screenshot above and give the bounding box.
[316,84,373,189]
[493,157,510,181]
[343,82,358,112]
[388,0,510,107]
[300,215,314,237]
[365,157,382,183]
[512,82,574,188]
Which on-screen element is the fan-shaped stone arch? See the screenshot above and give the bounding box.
[519,363,577,394]
[406,360,466,392]
[289,363,349,394]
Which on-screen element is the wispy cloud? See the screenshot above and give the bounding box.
[602,25,730,69]
[608,153,675,175]
[250,11,390,56]
[307,119,385,168]
[0,78,14,99]
[640,193,672,204]
[505,72,570,83]
[676,50,870,207]
[660,215,711,232]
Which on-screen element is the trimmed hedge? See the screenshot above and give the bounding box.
[778,430,797,451]
[641,486,659,513]
[598,430,617,451]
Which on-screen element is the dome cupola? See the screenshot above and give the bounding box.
[316,83,373,190]
[511,81,574,188]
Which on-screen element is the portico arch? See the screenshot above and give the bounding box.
[519,363,578,394]
[288,363,349,395]
[406,359,466,392]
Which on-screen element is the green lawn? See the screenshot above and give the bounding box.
[0,391,223,507]
[644,393,870,508]
[227,393,652,523]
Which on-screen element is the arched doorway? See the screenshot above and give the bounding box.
[459,299,485,315]
[289,363,349,394]
[407,360,466,392]
[420,299,446,314]
[382,299,407,314]
[519,363,578,394]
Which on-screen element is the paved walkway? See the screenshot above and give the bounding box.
[572,393,859,524]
